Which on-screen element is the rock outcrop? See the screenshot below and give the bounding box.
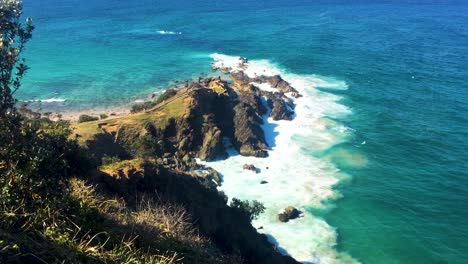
[278,206,301,222]
[243,164,258,172]
[267,92,295,121]
[231,70,301,98]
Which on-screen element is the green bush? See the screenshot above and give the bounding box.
[131,101,157,113]
[130,89,177,113]
[155,89,177,104]
[99,114,108,120]
[132,135,162,158]
[78,114,99,123]
[101,155,121,165]
[229,198,265,222]
[0,117,80,211]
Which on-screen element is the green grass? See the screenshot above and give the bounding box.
[72,92,190,144]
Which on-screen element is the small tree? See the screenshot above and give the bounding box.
[0,1,80,211]
[230,198,265,222]
[0,0,34,117]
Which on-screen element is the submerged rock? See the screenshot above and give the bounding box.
[243,164,258,172]
[278,206,301,222]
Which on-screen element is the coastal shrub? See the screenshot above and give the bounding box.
[100,113,108,119]
[78,114,99,123]
[130,101,157,113]
[0,117,80,213]
[101,154,121,165]
[132,135,163,158]
[155,88,177,104]
[1,177,230,263]
[0,0,34,117]
[229,198,265,222]
[130,89,177,113]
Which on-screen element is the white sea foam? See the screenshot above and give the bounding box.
[156,30,182,35]
[25,98,66,103]
[201,54,360,263]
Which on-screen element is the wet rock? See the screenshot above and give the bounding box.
[220,66,232,74]
[260,180,268,184]
[278,206,301,222]
[268,94,294,121]
[232,98,269,157]
[243,164,257,172]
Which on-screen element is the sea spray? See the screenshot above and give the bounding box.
[200,54,359,263]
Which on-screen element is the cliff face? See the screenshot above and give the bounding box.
[72,70,301,264]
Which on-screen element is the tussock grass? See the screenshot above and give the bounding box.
[0,178,241,264]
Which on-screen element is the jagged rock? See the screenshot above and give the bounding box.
[232,93,269,158]
[211,63,218,71]
[291,91,302,98]
[230,71,260,95]
[268,94,294,121]
[220,66,232,74]
[260,180,268,184]
[243,164,257,172]
[278,206,301,222]
[199,122,225,161]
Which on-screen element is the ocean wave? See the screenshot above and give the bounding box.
[202,54,359,263]
[156,30,182,35]
[25,98,66,103]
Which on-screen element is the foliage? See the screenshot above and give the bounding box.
[0,0,34,117]
[155,88,177,105]
[78,114,99,123]
[0,117,79,211]
[130,89,177,113]
[101,154,121,165]
[130,100,156,113]
[0,178,234,264]
[229,198,265,222]
[132,135,163,159]
[99,113,108,119]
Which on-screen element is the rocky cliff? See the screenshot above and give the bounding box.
[72,69,301,264]
[74,70,300,165]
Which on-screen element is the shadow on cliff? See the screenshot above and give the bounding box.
[95,161,299,264]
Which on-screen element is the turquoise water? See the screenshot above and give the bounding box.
[21,1,468,263]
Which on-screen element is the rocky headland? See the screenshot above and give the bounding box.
[72,60,302,263]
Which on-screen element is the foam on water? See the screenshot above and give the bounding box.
[156,30,182,35]
[25,98,66,103]
[202,54,359,263]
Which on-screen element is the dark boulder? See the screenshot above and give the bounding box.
[278,206,301,222]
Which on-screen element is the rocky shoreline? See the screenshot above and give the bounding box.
[71,57,302,263]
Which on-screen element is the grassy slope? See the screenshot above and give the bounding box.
[0,175,240,264]
[72,90,190,143]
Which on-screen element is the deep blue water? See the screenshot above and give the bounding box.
[21,1,468,263]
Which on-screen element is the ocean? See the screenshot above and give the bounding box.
[21,1,468,263]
